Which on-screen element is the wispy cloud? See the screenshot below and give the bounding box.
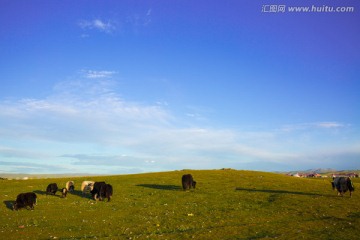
[0,160,80,174]
[281,121,346,132]
[82,70,117,79]
[315,122,345,128]
[0,72,358,174]
[78,19,116,33]
[78,8,152,37]
[126,8,153,33]
[146,8,152,17]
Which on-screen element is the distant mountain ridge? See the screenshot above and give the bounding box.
[305,168,338,174]
[0,173,101,180]
[281,168,359,175]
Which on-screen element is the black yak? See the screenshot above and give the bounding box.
[46,183,58,195]
[13,192,37,210]
[182,174,196,190]
[99,184,113,202]
[331,177,355,197]
[90,182,106,200]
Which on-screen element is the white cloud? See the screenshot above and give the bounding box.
[0,73,358,174]
[0,146,51,160]
[93,19,108,30]
[146,8,152,17]
[78,19,115,33]
[78,9,152,37]
[83,70,117,79]
[281,121,346,132]
[315,122,345,128]
[126,8,153,32]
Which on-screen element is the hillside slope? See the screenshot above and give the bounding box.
[1,170,359,239]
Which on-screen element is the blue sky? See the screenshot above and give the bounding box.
[1,0,359,174]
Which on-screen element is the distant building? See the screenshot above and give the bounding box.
[332,173,359,178]
[306,173,322,178]
[347,173,359,178]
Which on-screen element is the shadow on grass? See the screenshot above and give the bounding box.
[69,190,93,199]
[3,200,14,210]
[235,187,334,197]
[33,190,61,198]
[33,190,47,195]
[70,190,84,197]
[136,184,182,191]
[35,189,94,199]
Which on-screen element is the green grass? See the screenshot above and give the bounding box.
[1,170,359,239]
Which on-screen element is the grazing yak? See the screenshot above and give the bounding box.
[61,188,68,198]
[81,181,95,196]
[46,183,58,195]
[65,181,75,192]
[13,192,37,210]
[182,174,196,190]
[98,184,113,202]
[331,177,355,197]
[91,182,106,200]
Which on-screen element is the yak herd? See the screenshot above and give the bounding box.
[12,180,114,211]
[12,174,355,211]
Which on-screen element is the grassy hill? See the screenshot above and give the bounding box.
[1,170,359,239]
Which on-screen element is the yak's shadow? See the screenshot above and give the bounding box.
[33,190,47,195]
[3,200,14,210]
[69,190,83,197]
[235,187,335,197]
[33,190,61,198]
[69,190,93,199]
[136,184,182,191]
[35,189,93,199]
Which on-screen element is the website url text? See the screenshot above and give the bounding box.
[261,5,355,13]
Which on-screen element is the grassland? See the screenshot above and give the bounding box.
[1,170,359,239]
